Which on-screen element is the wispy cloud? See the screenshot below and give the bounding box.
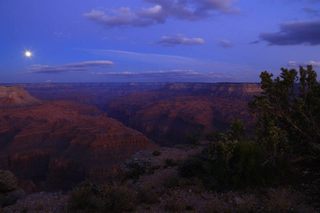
[82,49,200,64]
[303,7,320,17]
[94,69,232,82]
[218,39,234,48]
[158,35,205,46]
[80,48,256,82]
[288,60,320,68]
[29,60,114,74]
[260,20,320,45]
[84,0,238,28]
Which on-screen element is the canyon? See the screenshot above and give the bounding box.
[0,83,261,190]
[0,87,153,190]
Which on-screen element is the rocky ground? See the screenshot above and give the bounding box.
[2,143,317,212]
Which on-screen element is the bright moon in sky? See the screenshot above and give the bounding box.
[24,50,33,58]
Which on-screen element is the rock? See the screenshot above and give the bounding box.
[0,86,40,107]
[107,83,259,145]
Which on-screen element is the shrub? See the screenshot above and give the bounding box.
[263,188,314,212]
[0,170,18,193]
[178,157,206,179]
[249,66,320,196]
[68,182,104,212]
[250,66,320,161]
[68,182,137,213]
[163,176,180,189]
[124,161,149,181]
[137,186,159,204]
[164,159,178,168]
[164,198,187,212]
[152,150,161,156]
[186,133,201,145]
[101,185,137,212]
[179,134,289,190]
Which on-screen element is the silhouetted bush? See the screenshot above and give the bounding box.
[152,150,161,156]
[68,182,137,213]
[137,186,159,204]
[0,170,25,208]
[68,182,104,212]
[101,185,137,212]
[179,157,207,179]
[164,159,178,168]
[250,65,320,162]
[0,170,18,193]
[250,66,320,201]
[179,119,291,190]
[124,161,149,181]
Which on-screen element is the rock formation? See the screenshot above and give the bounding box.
[0,86,40,107]
[0,101,154,190]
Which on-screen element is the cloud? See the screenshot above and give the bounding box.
[158,35,205,46]
[288,60,320,68]
[303,8,320,17]
[260,20,320,45]
[94,69,231,82]
[85,0,238,28]
[84,7,164,27]
[80,48,256,82]
[82,49,200,64]
[29,60,114,73]
[218,39,233,48]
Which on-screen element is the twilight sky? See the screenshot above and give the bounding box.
[0,0,320,83]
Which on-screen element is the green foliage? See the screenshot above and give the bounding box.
[247,66,320,200]
[68,182,137,213]
[179,120,290,190]
[250,66,320,159]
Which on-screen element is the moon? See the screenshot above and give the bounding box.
[24,50,33,58]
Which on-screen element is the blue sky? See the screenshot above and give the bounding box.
[0,0,319,83]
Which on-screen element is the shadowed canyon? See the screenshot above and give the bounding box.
[0,83,260,190]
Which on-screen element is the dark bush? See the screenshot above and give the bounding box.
[101,185,137,212]
[137,186,159,204]
[68,182,137,213]
[179,157,206,179]
[124,161,149,181]
[152,150,161,156]
[0,170,18,193]
[179,119,291,190]
[68,182,104,212]
[164,159,178,168]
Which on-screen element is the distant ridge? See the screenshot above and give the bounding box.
[0,86,40,107]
